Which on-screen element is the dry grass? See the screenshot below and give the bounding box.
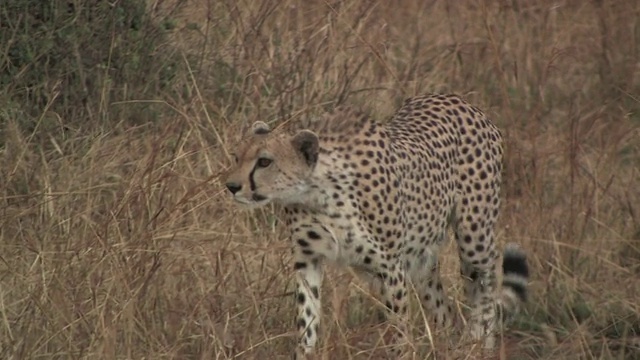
[1,0,639,359]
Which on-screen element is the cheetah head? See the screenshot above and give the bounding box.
[223,121,320,207]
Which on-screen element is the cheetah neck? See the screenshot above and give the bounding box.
[288,147,355,212]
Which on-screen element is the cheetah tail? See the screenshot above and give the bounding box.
[498,243,529,324]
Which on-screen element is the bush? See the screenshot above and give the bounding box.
[0,0,183,135]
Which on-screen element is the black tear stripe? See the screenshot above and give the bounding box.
[249,164,258,191]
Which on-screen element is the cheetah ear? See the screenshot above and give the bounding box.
[291,130,319,167]
[250,121,271,135]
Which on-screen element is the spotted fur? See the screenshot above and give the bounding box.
[224,94,529,358]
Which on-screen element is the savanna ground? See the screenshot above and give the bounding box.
[1,0,639,359]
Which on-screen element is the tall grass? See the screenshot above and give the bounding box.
[0,0,638,359]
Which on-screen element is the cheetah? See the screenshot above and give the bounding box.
[224,94,529,358]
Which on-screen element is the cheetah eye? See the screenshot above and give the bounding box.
[256,157,272,168]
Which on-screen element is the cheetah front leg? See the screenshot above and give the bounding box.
[285,218,337,358]
[292,256,323,359]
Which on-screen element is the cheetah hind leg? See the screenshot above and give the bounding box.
[458,243,529,349]
[409,253,459,351]
[351,267,413,357]
[379,265,413,358]
[351,268,393,323]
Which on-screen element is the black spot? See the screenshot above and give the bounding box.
[466,154,475,163]
[311,286,320,299]
[297,292,306,304]
[307,231,321,240]
[293,262,307,270]
[297,239,310,247]
[469,270,479,281]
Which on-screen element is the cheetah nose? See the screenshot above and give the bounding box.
[225,182,242,195]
